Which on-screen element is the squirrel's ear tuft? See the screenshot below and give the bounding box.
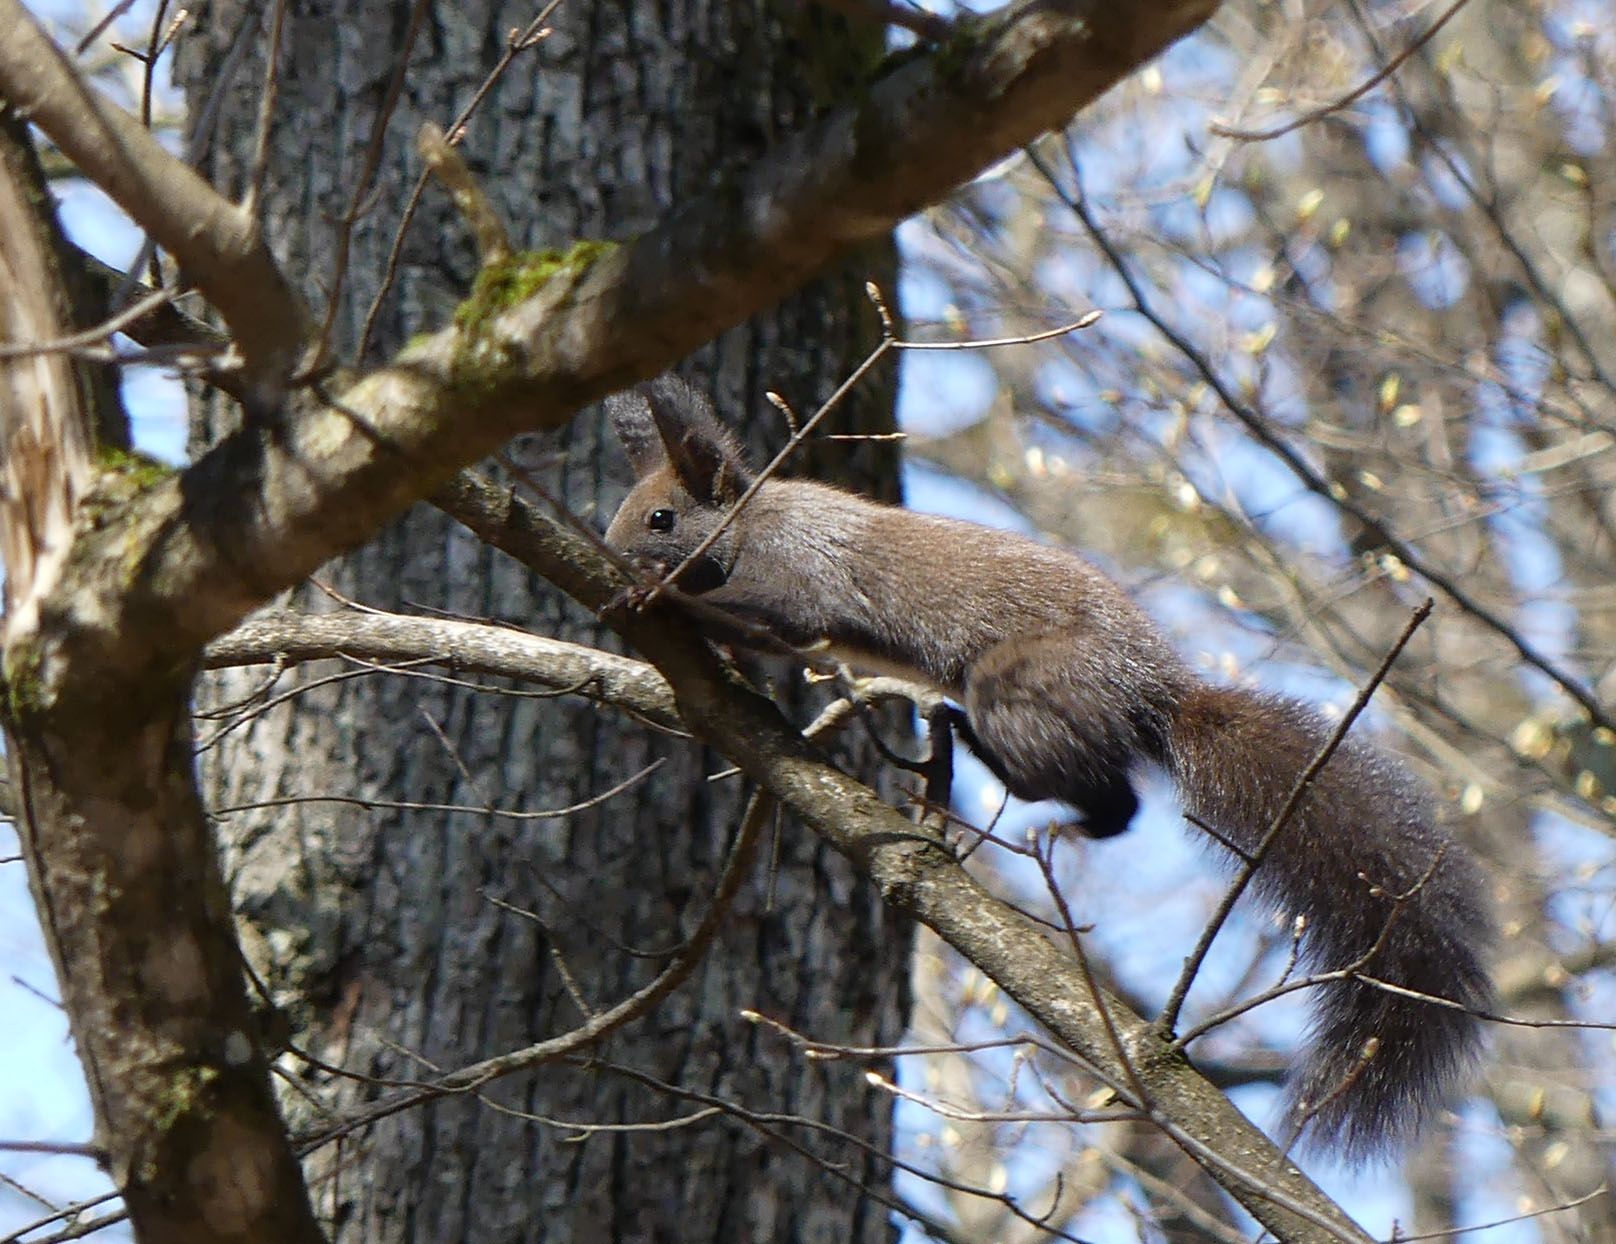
[638,377,753,503]
[605,388,667,478]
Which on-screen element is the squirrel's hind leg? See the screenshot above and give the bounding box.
[942,703,1137,837]
[959,631,1163,838]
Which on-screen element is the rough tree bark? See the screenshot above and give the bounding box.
[178,2,909,1240]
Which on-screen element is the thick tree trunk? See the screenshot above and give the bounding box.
[178,3,907,1240]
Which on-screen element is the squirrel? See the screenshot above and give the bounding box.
[602,375,1495,1159]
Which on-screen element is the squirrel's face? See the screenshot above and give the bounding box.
[604,468,736,595]
[604,376,755,594]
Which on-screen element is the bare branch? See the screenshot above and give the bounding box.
[1028,144,1615,734]
[302,0,432,377]
[813,0,953,43]
[205,607,683,731]
[0,0,307,389]
[417,122,512,265]
[357,2,561,359]
[242,0,289,217]
[0,282,183,361]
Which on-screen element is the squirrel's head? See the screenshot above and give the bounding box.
[604,377,756,594]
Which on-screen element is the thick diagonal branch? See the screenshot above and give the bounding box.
[71,0,1223,681]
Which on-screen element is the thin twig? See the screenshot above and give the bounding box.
[242,0,290,218]
[1171,845,1450,1050]
[649,299,1098,606]
[295,791,775,1150]
[73,1,136,55]
[1032,831,1150,1111]
[0,1139,101,1159]
[595,1059,1090,1244]
[1208,0,1474,143]
[645,335,895,604]
[0,284,182,360]
[899,308,1100,349]
[302,0,433,378]
[1342,0,1616,412]
[138,0,174,135]
[812,0,953,42]
[1391,1185,1607,1241]
[356,2,562,360]
[492,451,641,579]
[861,1068,1132,1125]
[0,1190,121,1244]
[1032,144,1614,735]
[211,759,663,822]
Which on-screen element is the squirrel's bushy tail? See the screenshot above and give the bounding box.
[1164,683,1494,1160]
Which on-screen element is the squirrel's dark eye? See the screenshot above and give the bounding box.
[647,508,676,533]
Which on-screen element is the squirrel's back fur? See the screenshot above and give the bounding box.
[604,377,1495,1158]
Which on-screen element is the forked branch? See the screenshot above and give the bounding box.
[0,0,307,391]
